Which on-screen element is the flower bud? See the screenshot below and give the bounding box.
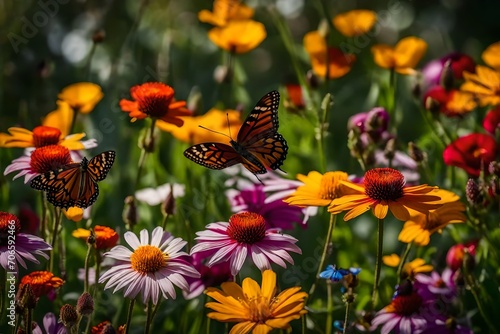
[408,142,426,164]
[92,30,106,44]
[122,196,138,230]
[440,59,455,90]
[161,185,176,216]
[77,292,94,316]
[59,304,78,328]
[425,96,441,115]
[466,178,483,205]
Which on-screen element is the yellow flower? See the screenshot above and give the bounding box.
[156,108,242,144]
[482,41,500,70]
[0,101,94,151]
[383,254,433,280]
[399,190,466,246]
[63,207,84,222]
[72,225,119,249]
[58,82,103,114]
[198,0,254,27]
[371,37,427,74]
[333,10,377,37]
[460,65,500,106]
[303,31,356,79]
[328,168,442,221]
[205,270,307,334]
[284,171,350,207]
[208,20,266,54]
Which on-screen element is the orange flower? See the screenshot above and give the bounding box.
[399,199,466,246]
[198,0,254,27]
[482,41,500,71]
[333,10,377,37]
[29,145,72,174]
[371,37,427,74]
[304,31,356,79]
[63,207,84,222]
[19,271,64,298]
[208,20,266,53]
[460,65,500,106]
[119,82,191,125]
[58,82,103,114]
[72,225,119,250]
[328,168,442,221]
[156,108,242,144]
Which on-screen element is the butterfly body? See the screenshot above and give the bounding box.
[31,151,115,209]
[184,91,288,178]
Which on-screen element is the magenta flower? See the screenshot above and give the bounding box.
[421,52,475,91]
[483,106,500,135]
[190,212,302,276]
[99,227,200,305]
[0,212,51,271]
[421,316,473,334]
[414,268,457,302]
[372,289,428,334]
[227,184,308,230]
[183,252,232,299]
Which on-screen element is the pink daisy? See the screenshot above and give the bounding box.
[190,212,302,276]
[98,226,200,305]
[0,212,52,271]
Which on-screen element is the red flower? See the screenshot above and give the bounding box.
[483,106,500,135]
[424,86,476,117]
[446,240,478,271]
[443,133,498,177]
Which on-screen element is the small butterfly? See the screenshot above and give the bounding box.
[30,151,116,209]
[183,91,288,182]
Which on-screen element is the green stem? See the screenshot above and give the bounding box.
[48,208,62,273]
[343,300,351,334]
[161,213,170,230]
[124,299,135,334]
[40,192,48,239]
[145,300,153,334]
[318,94,332,172]
[463,271,497,333]
[134,119,156,191]
[69,107,79,135]
[309,213,337,297]
[371,218,384,308]
[396,243,412,281]
[84,243,93,292]
[26,307,32,334]
[325,282,333,334]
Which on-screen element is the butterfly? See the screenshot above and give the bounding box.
[30,151,116,209]
[183,91,288,182]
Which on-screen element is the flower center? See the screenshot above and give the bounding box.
[227,212,266,244]
[473,147,487,158]
[32,126,62,147]
[0,212,21,239]
[134,83,174,118]
[319,171,349,200]
[385,292,422,316]
[20,271,64,297]
[30,145,72,174]
[364,168,405,201]
[130,245,167,274]
[434,278,446,288]
[246,295,272,323]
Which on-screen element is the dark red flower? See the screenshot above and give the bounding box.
[483,106,500,135]
[443,133,498,177]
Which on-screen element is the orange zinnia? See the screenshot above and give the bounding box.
[333,9,377,37]
[304,31,356,79]
[371,37,427,74]
[328,168,442,221]
[119,82,191,125]
[19,271,64,298]
[73,225,119,250]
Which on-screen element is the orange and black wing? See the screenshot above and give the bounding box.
[87,150,116,182]
[183,143,243,170]
[246,133,288,171]
[237,90,280,145]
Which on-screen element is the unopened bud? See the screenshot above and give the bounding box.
[77,292,94,316]
[123,196,138,230]
[488,161,500,176]
[408,142,426,164]
[466,179,483,205]
[214,65,232,84]
[139,128,156,153]
[425,96,441,114]
[92,30,106,44]
[384,138,396,161]
[161,185,176,216]
[59,304,78,328]
[306,70,320,89]
[187,87,203,116]
[440,60,455,91]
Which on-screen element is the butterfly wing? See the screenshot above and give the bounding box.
[87,150,116,182]
[237,90,280,145]
[184,143,243,170]
[245,133,288,171]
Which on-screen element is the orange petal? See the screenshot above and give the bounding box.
[371,44,395,69]
[393,36,427,69]
[482,41,500,70]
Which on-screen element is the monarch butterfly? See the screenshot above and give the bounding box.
[183,91,288,181]
[30,151,116,209]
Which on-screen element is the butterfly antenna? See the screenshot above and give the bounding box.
[198,125,231,139]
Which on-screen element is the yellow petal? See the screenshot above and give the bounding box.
[333,9,377,37]
[371,44,395,69]
[393,36,427,69]
[58,82,103,114]
[43,101,74,137]
[208,20,266,54]
[303,31,327,56]
[63,207,83,222]
[482,41,500,70]
[382,254,400,267]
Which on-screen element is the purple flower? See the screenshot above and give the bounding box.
[99,227,200,305]
[372,291,428,334]
[414,268,457,303]
[420,316,473,334]
[183,252,232,299]
[190,212,302,276]
[421,52,475,91]
[0,212,51,271]
[227,184,308,230]
[33,312,66,334]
